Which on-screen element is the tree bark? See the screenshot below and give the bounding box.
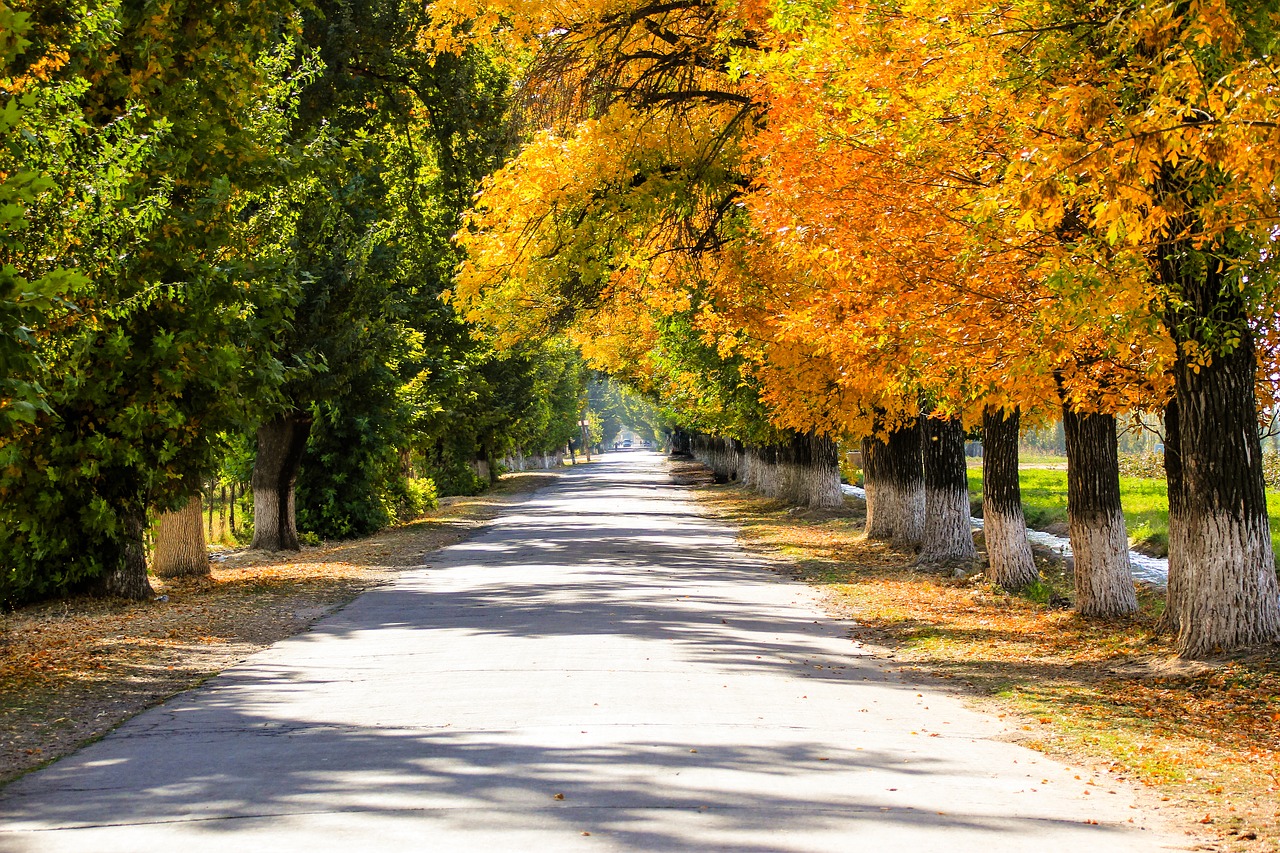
[1157,400,1185,635]
[1168,328,1280,656]
[669,429,691,456]
[153,493,209,578]
[740,444,760,489]
[756,444,779,497]
[919,415,977,566]
[779,438,800,502]
[1154,194,1280,655]
[779,433,841,508]
[863,421,925,547]
[1062,407,1138,617]
[96,504,154,600]
[250,411,313,551]
[981,406,1038,590]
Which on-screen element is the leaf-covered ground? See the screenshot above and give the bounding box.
[0,472,556,785]
[695,482,1280,853]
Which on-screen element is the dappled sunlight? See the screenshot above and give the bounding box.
[1,453,1178,851]
[698,481,1280,842]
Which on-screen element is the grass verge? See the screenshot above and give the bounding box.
[0,472,555,786]
[696,482,1280,852]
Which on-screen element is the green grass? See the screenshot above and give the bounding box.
[968,468,1280,558]
[1014,452,1069,467]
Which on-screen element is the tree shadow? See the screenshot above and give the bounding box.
[1,707,1145,850]
[0,454,1160,849]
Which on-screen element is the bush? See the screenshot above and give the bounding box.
[1117,451,1165,479]
[837,448,863,487]
[1265,451,1280,491]
[389,477,438,522]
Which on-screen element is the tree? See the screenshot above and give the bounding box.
[249,0,512,546]
[0,0,302,602]
[1003,0,1280,652]
[152,494,209,578]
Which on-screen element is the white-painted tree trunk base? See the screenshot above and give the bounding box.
[1070,509,1138,617]
[866,481,925,546]
[153,494,209,578]
[1175,510,1280,657]
[757,461,779,498]
[250,486,289,551]
[984,508,1038,590]
[919,485,976,566]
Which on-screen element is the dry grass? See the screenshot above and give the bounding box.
[0,472,556,785]
[695,482,1280,853]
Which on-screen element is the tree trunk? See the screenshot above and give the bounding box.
[981,406,1038,590]
[740,444,759,489]
[776,438,797,500]
[919,415,976,566]
[863,421,925,547]
[1062,407,1138,617]
[1168,328,1280,656]
[780,433,842,508]
[1157,400,1185,635]
[250,411,312,551]
[96,504,154,600]
[670,429,692,456]
[1153,194,1280,655]
[756,444,780,497]
[153,493,209,578]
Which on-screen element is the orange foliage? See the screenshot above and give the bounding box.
[450,0,1279,438]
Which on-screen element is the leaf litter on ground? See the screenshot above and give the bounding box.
[692,477,1280,853]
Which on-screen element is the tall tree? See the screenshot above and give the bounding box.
[0,0,302,602]
[249,0,511,546]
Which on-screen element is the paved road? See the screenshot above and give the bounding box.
[1,452,1184,851]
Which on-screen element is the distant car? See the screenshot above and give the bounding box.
[623,439,632,447]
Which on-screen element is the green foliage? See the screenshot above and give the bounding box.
[409,339,588,495]
[0,3,86,433]
[642,312,781,446]
[1017,579,1057,605]
[296,392,405,540]
[588,376,666,446]
[0,0,308,603]
[392,477,439,521]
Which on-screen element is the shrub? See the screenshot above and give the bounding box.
[837,449,863,486]
[1264,451,1280,491]
[1117,451,1165,479]
[390,477,438,522]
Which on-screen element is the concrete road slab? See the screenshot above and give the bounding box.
[0,452,1187,851]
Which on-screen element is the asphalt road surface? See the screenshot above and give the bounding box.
[0,452,1185,852]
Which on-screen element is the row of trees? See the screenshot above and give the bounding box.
[0,0,588,605]
[447,0,1280,658]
